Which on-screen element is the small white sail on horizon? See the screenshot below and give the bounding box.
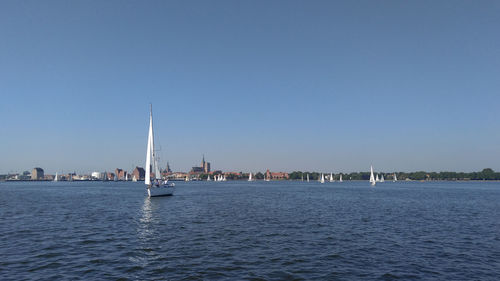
[370,165,376,186]
[320,173,325,184]
[207,174,211,181]
[380,174,385,182]
[329,173,334,182]
[248,172,253,181]
[393,173,398,182]
[54,172,58,182]
[307,173,310,182]
[339,174,343,182]
[375,174,380,182]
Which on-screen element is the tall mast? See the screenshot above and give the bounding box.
[145,104,153,185]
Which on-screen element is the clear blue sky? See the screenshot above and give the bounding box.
[1,0,499,174]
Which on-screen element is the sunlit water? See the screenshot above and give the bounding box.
[1,181,499,280]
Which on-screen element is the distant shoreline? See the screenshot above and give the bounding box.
[2,179,500,183]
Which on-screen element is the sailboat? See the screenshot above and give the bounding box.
[370,165,376,186]
[185,176,189,182]
[320,173,325,184]
[54,172,58,182]
[145,104,175,197]
[103,171,108,182]
[248,172,253,181]
[222,175,227,181]
[125,173,128,181]
[339,174,343,182]
[393,173,398,182]
[329,173,334,183]
[380,174,385,183]
[375,174,380,182]
[207,175,211,181]
[307,173,310,182]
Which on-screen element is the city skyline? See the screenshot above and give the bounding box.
[1,1,500,174]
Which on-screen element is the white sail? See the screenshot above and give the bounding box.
[393,173,397,182]
[54,172,58,182]
[370,165,376,186]
[376,174,380,182]
[320,173,325,183]
[145,106,153,186]
[248,173,253,181]
[329,173,334,182]
[145,104,163,185]
[207,175,211,181]
[307,173,309,182]
[380,174,385,182]
[125,173,128,181]
[339,174,343,182]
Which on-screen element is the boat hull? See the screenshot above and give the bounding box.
[147,185,175,197]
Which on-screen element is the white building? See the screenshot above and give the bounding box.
[91,171,102,179]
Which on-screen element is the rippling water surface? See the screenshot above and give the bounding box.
[1,181,499,280]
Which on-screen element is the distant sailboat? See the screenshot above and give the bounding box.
[329,173,334,183]
[339,174,343,182]
[145,104,175,197]
[301,174,304,181]
[248,172,253,181]
[185,175,189,182]
[370,165,376,186]
[393,173,397,182]
[380,174,385,183]
[222,175,227,181]
[54,172,58,182]
[307,173,310,182]
[320,173,325,184]
[125,173,128,181]
[207,174,211,181]
[375,174,380,182]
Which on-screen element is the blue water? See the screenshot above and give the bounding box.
[1,181,499,280]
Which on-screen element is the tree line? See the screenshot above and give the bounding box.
[288,168,500,181]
